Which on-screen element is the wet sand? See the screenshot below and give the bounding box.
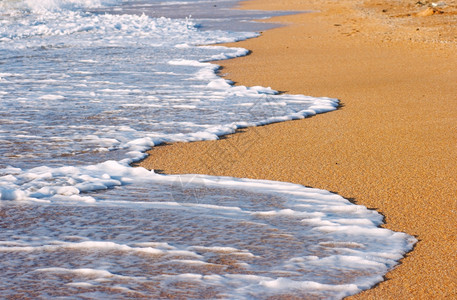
[139,0,457,298]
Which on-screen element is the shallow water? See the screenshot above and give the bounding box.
[0,0,415,298]
[0,175,414,299]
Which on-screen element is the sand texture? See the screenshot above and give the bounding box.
[139,0,457,298]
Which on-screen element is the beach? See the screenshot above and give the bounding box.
[139,0,457,298]
[2,0,418,297]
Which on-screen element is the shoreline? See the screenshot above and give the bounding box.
[139,0,457,298]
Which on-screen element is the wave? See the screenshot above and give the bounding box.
[0,0,121,14]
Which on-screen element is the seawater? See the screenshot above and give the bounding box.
[0,0,416,298]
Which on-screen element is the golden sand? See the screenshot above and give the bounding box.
[139,0,457,297]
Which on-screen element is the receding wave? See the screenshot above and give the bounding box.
[0,174,416,299]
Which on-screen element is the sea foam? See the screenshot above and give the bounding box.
[0,174,416,298]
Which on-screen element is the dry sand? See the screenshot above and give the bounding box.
[139,0,457,298]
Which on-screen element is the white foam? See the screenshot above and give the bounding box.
[36,267,117,278]
[259,278,361,295]
[0,240,202,257]
[0,0,121,13]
